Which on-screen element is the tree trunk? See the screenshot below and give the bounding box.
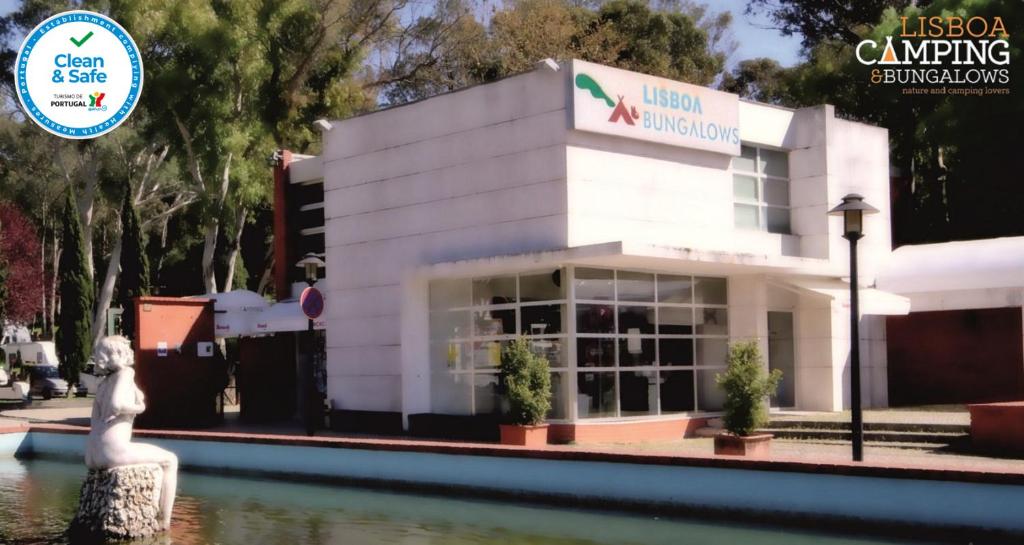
[154,214,171,290]
[221,206,247,293]
[200,153,233,294]
[78,159,99,280]
[40,218,47,336]
[50,231,60,336]
[91,237,122,347]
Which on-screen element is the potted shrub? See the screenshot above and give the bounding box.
[498,338,552,447]
[714,341,782,457]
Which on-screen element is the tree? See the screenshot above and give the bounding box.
[731,0,1021,246]
[56,189,94,385]
[717,341,781,437]
[0,203,44,325]
[379,0,732,104]
[499,338,552,426]
[719,57,796,105]
[0,250,7,324]
[118,181,150,340]
[745,0,912,49]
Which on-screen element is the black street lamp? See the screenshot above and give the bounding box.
[296,253,325,435]
[829,194,879,462]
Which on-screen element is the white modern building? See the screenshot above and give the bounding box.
[278,59,910,441]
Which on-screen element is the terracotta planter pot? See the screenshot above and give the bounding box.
[499,424,549,447]
[714,433,773,457]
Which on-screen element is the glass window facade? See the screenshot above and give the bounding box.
[429,270,569,419]
[429,267,730,421]
[732,144,791,234]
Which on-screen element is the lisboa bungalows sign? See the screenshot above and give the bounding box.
[570,59,740,156]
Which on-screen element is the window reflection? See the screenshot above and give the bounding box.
[578,372,616,418]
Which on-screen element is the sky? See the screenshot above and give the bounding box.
[714,0,803,68]
[0,0,803,69]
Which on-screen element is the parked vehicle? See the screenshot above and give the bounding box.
[26,365,69,400]
[76,362,101,397]
[0,367,30,406]
[2,341,60,368]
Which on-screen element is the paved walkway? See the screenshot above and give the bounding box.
[6,400,1022,473]
[770,406,970,426]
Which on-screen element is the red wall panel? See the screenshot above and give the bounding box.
[887,307,1024,406]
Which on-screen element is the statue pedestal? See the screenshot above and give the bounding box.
[71,464,165,539]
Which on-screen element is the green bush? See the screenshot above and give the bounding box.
[716,341,782,437]
[499,338,552,426]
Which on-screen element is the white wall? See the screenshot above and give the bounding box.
[564,102,860,261]
[322,66,570,413]
[824,115,893,279]
[565,134,802,257]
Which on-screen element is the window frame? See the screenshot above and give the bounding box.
[428,267,731,422]
[732,144,791,235]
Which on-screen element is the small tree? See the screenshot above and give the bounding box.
[499,338,552,426]
[716,341,782,437]
[118,183,150,339]
[56,189,94,386]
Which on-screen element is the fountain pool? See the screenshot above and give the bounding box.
[0,457,946,545]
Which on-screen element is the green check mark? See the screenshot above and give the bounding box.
[69,31,94,47]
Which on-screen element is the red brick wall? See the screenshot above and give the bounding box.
[549,417,708,444]
[887,307,1024,406]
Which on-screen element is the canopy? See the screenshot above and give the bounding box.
[778,277,910,316]
[188,290,270,337]
[251,299,326,335]
[877,236,1024,294]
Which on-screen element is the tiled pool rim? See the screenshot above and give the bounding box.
[3,422,1024,541]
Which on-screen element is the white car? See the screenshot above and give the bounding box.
[76,362,102,397]
[0,367,30,406]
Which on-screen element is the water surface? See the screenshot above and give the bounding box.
[0,457,945,545]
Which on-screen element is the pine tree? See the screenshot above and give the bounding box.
[56,189,94,385]
[118,183,149,339]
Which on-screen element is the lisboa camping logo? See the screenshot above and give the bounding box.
[14,10,143,139]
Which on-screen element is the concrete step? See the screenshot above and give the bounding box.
[758,427,969,446]
[766,419,969,434]
[778,438,947,451]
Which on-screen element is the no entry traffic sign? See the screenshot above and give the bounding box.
[300,286,324,320]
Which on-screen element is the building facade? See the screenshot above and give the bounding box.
[278,59,909,439]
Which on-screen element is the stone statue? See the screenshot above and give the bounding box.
[74,335,178,538]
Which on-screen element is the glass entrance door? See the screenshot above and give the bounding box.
[768,311,795,408]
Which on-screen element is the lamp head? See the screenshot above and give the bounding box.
[828,193,878,239]
[295,252,325,282]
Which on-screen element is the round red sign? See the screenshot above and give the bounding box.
[299,287,325,320]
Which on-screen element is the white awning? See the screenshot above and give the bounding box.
[250,299,326,335]
[778,277,911,316]
[192,289,270,311]
[188,290,270,338]
[877,236,1024,294]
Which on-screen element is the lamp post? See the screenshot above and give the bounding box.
[828,194,879,462]
[296,253,325,435]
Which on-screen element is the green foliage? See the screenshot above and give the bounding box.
[56,189,94,385]
[499,338,552,426]
[382,0,731,103]
[716,342,782,437]
[746,0,911,49]
[727,0,1022,246]
[118,182,150,339]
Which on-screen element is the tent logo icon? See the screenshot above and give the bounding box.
[575,73,639,126]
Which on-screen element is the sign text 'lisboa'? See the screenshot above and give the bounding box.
[570,60,740,156]
[14,10,143,139]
